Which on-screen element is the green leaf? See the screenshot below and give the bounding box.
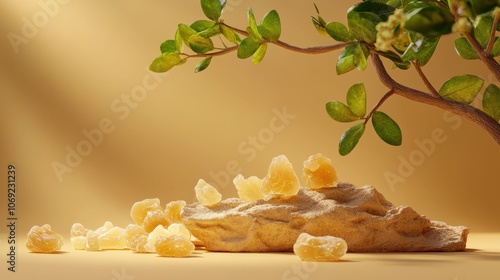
[336,44,368,75]
[190,20,216,32]
[220,24,240,44]
[325,101,361,122]
[175,29,183,52]
[160,40,177,54]
[348,1,395,21]
[149,53,183,73]
[258,10,281,42]
[312,16,329,37]
[439,74,485,104]
[187,34,214,54]
[404,6,455,38]
[491,37,500,57]
[483,83,500,121]
[252,43,267,65]
[347,11,378,43]
[178,24,197,45]
[325,22,351,42]
[346,83,367,118]
[247,8,263,41]
[372,111,402,146]
[237,37,261,59]
[195,57,212,73]
[454,37,479,60]
[339,123,366,156]
[469,0,499,16]
[401,37,439,66]
[201,0,226,21]
[474,15,494,48]
[198,24,221,38]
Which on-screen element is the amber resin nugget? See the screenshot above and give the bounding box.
[26,224,64,253]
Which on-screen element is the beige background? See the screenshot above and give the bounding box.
[0,0,499,243]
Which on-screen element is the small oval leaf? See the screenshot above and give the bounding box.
[325,101,361,122]
[439,74,485,104]
[454,37,479,60]
[160,40,177,54]
[346,83,367,118]
[258,10,281,42]
[325,22,351,42]
[483,83,500,122]
[252,43,267,65]
[188,34,214,54]
[201,0,225,21]
[247,8,263,41]
[237,37,261,59]
[195,57,212,73]
[221,24,240,44]
[372,111,402,146]
[339,123,366,156]
[149,53,183,73]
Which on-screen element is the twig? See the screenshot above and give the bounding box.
[221,22,356,54]
[412,61,441,98]
[183,46,238,58]
[364,89,395,125]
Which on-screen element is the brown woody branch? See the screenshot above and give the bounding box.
[372,54,500,144]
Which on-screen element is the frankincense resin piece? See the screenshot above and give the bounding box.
[303,153,338,190]
[98,226,127,250]
[261,155,300,198]
[165,200,186,223]
[155,234,195,257]
[130,198,163,226]
[233,174,264,202]
[293,233,347,262]
[71,236,86,250]
[70,223,89,238]
[25,224,64,253]
[85,230,101,251]
[142,209,169,233]
[195,179,222,206]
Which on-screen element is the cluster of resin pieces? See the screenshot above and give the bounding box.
[195,153,338,205]
[25,153,349,261]
[66,199,194,257]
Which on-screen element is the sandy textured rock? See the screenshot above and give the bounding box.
[181,182,468,252]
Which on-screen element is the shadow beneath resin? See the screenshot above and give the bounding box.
[350,249,500,264]
[28,251,70,255]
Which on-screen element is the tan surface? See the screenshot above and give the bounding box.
[1,233,499,280]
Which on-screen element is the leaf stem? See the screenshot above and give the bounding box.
[183,45,239,58]
[372,54,500,144]
[221,22,356,54]
[485,10,500,55]
[364,88,395,125]
[412,61,441,98]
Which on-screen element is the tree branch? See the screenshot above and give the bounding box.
[372,54,500,144]
[412,61,441,98]
[221,22,355,54]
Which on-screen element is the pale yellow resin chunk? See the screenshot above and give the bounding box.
[70,236,86,250]
[70,223,89,238]
[293,233,347,262]
[98,226,127,250]
[195,179,222,206]
[85,230,101,251]
[124,224,149,252]
[233,174,264,202]
[303,153,338,190]
[261,155,300,198]
[25,224,64,253]
[155,234,195,257]
[165,200,187,223]
[142,209,169,233]
[130,198,163,226]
